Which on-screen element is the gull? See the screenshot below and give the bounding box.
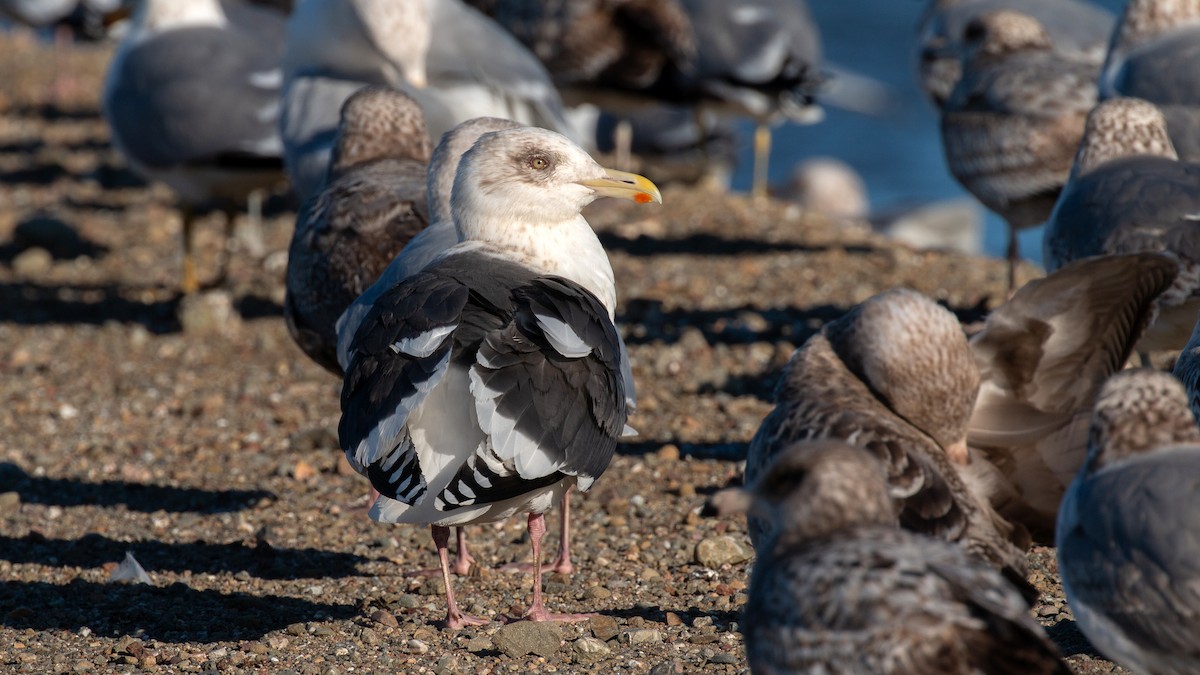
[1172,317,1200,423]
[917,0,1113,106]
[284,86,432,375]
[280,0,576,202]
[1057,369,1200,675]
[938,10,1097,289]
[715,440,1069,675]
[102,0,288,294]
[1100,0,1200,161]
[1043,97,1200,354]
[743,288,1026,573]
[338,126,660,627]
[967,252,1178,543]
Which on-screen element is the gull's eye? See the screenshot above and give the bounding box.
[528,155,550,171]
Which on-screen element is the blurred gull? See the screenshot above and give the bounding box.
[1043,97,1200,354]
[743,288,1026,573]
[1057,369,1200,675]
[102,0,287,294]
[1172,318,1200,424]
[280,0,576,202]
[939,10,1098,289]
[714,440,1069,675]
[918,0,1114,106]
[967,253,1178,543]
[338,126,658,627]
[284,87,432,375]
[1101,0,1200,161]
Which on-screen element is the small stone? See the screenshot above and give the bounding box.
[12,247,52,276]
[665,612,684,627]
[267,636,289,650]
[709,652,738,665]
[573,636,611,664]
[207,648,227,660]
[0,492,20,515]
[690,633,719,644]
[465,636,491,653]
[584,586,612,601]
[396,594,422,609]
[246,643,268,655]
[292,460,317,481]
[434,653,458,674]
[177,290,241,336]
[695,536,753,568]
[621,628,662,645]
[589,615,620,642]
[286,623,307,636]
[492,621,562,658]
[649,661,684,675]
[360,627,378,645]
[405,639,428,654]
[656,444,680,462]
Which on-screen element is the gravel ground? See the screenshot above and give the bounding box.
[0,33,1128,674]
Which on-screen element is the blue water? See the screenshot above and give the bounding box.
[727,0,1126,264]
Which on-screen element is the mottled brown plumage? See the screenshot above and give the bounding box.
[745,289,1026,573]
[731,441,1069,675]
[284,87,432,374]
[939,10,1097,287]
[967,253,1178,542]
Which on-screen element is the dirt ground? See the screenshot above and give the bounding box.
[0,31,1126,674]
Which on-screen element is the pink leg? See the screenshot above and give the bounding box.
[431,525,488,629]
[514,513,592,623]
[549,489,574,575]
[453,527,476,576]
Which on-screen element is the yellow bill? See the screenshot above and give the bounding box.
[578,168,662,205]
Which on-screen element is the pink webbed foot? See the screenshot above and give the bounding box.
[444,609,490,630]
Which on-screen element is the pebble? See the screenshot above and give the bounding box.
[12,247,52,276]
[621,629,662,645]
[589,615,620,642]
[0,492,20,515]
[177,290,241,336]
[369,609,398,628]
[434,653,458,674]
[405,639,429,654]
[584,586,612,601]
[694,536,753,568]
[491,621,562,658]
[465,636,492,653]
[709,652,738,664]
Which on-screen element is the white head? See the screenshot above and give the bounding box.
[427,117,525,225]
[451,126,661,243]
[134,0,226,32]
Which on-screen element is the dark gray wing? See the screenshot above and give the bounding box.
[1058,448,1200,660]
[1110,30,1200,106]
[438,276,628,510]
[103,23,284,169]
[338,272,471,505]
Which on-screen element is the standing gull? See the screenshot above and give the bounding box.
[938,10,1097,289]
[1057,369,1200,675]
[1043,97,1200,353]
[280,0,576,202]
[339,127,660,627]
[713,440,1068,675]
[967,253,1178,543]
[743,288,1026,573]
[1100,0,1200,161]
[102,0,287,294]
[917,0,1113,107]
[284,86,432,375]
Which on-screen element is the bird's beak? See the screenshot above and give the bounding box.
[578,168,662,205]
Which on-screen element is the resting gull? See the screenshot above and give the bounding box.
[966,252,1178,543]
[1043,97,1200,354]
[938,10,1098,289]
[1100,0,1200,161]
[284,86,432,375]
[280,0,576,202]
[713,440,1069,675]
[917,0,1113,106]
[743,288,1026,573]
[338,126,659,627]
[102,0,287,294]
[1057,369,1200,674]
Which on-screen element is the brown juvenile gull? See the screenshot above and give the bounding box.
[967,252,1178,543]
[714,440,1069,675]
[338,126,660,628]
[743,288,1027,573]
[917,0,1113,107]
[102,0,288,294]
[1057,369,1200,675]
[284,86,432,375]
[1042,97,1200,354]
[1100,0,1200,161]
[938,10,1098,289]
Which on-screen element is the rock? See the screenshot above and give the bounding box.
[178,290,241,336]
[434,653,458,674]
[404,639,428,654]
[573,636,611,664]
[695,536,753,568]
[709,652,738,664]
[589,614,620,642]
[656,444,680,461]
[0,491,20,515]
[465,636,491,653]
[584,586,612,601]
[650,661,684,674]
[621,628,662,645]
[491,621,562,658]
[12,247,52,276]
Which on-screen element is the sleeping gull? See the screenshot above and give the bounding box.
[280,0,576,202]
[284,86,432,375]
[338,126,660,627]
[938,10,1098,289]
[102,0,287,294]
[1057,368,1200,674]
[713,440,1069,674]
[1100,0,1200,161]
[743,288,1026,573]
[967,252,1178,543]
[917,0,1113,106]
[1042,97,1200,354]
